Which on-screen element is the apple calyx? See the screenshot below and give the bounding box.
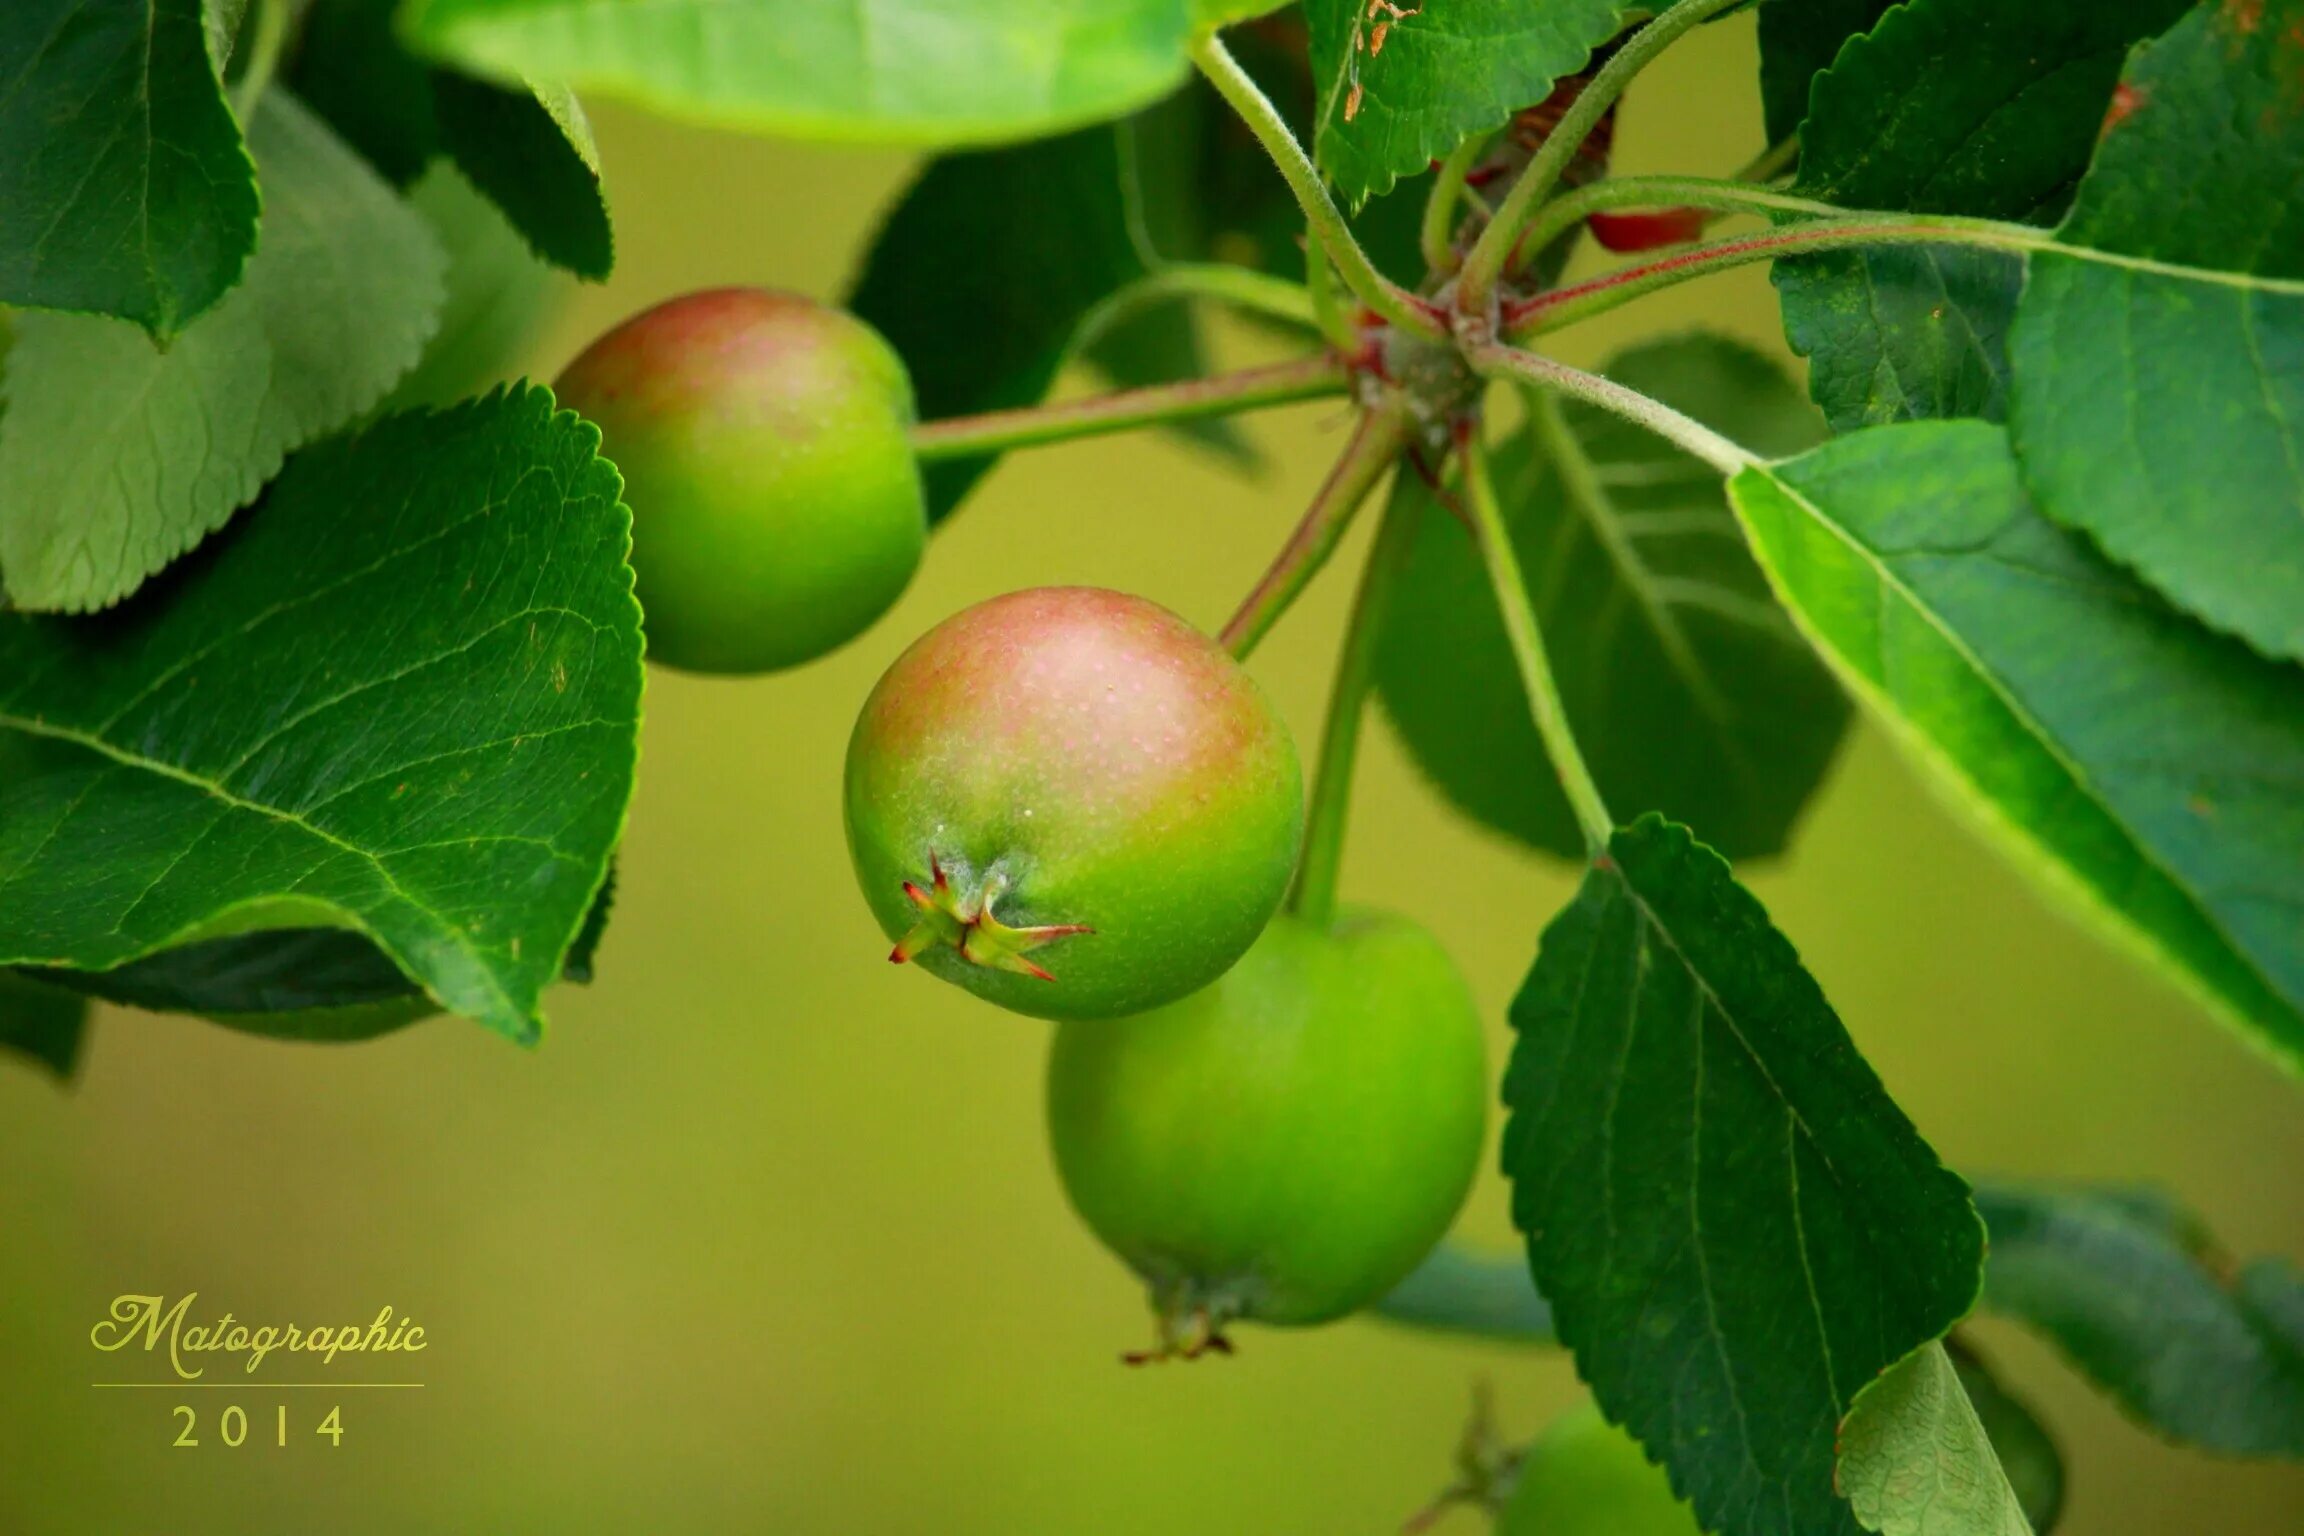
[1122,1292,1241,1367]
[887,854,1092,981]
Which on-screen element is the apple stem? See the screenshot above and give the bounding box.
[909,355,1350,463]
[1218,400,1413,661]
[1288,472,1425,930]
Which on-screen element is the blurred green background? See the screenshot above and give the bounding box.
[5,16,2301,1534]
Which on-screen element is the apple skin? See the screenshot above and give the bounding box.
[555,287,926,675]
[845,586,1303,1022]
[1046,907,1487,1346]
[1499,1405,1703,1536]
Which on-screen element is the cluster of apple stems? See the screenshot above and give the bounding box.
[903,0,2083,920]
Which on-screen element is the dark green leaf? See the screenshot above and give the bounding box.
[1374,1242,1555,1344]
[0,0,258,339]
[1303,0,1631,205]
[1375,335,1845,863]
[22,930,436,1042]
[405,0,1195,147]
[0,92,447,613]
[1775,0,2189,431]
[1756,0,1895,142]
[0,972,88,1081]
[1949,1341,2068,1534]
[0,387,642,1044]
[1503,814,1983,1536]
[2007,0,2304,664]
[433,74,613,280]
[383,164,565,412]
[1728,422,2304,1071]
[1839,1342,2034,1536]
[1974,1182,2304,1457]
[288,0,439,185]
[850,124,1159,523]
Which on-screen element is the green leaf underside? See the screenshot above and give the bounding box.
[203,0,251,71]
[385,164,565,412]
[850,123,1163,523]
[1303,0,1631,206]
[404,0,1193,147]
[1375,335,1847,863]
[0,92,447,613]
[0,0,258,339]
[1775,0,2190,431]
[1839,1343,2034,1536]
[433,74,613,280]
[2008,0,2304,664]
[9,865,617,1044]
[1756,0,1896,143]
[0,971,89,1080]
[1974,1182,2304,1457]
[1503,815,1983,1536]
[1728,422,2304,1072]
[1947,1343,2067,1533]
[0,388,641,1044]
[1375,1242,1557,1343]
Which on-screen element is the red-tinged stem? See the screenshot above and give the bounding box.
[910,355,1350,462]
[1218,401,1413,661]
[1502,215,2056,339]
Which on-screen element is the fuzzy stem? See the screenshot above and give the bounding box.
[1420,134,1490,277]
[1512,176,1848,267]
[1289,479,1423,928]
[1461,432,1614,854]
[910,355,1348,463]
[228,0,288,119]
[1469,342,1754,476]
[1074,263,1321,345]
[1219,402,1412,661]
[1189,32,1448,341]
[1501,213,2067,338]
[1455,0,1751,314]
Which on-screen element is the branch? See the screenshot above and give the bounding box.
[1188,31,1448,341]
[1218,401,1411,660]
[909,355,1350,463]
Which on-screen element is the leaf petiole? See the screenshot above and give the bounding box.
[1071,263,1322,347]
[1420,134,1491,277]
[908,355,1350,463]
[1188,31,1448,341]
[1469,343,1752,476]
[1218,399,1411,660]
[1460,430,1614,854]
[1513,175,1849,269]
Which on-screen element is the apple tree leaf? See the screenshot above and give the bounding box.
[1375,335,1846,863]
[1774,0,2190,431]
[1504,814,1983,1536]
[1946,1342,2067,1534]
[1302,0,1632,206]
[432,73,613,280]
[1839,1342,2035,1536]
[384,164,566,412]
[1973,1182,2304,1457]
[0,92,446,613]
[0,0,259,339]
[0,972,89,1082]
[404,0,1196,148]
[0,386,642,1045]
[1727,422,2304,1072]
[2007,0,2304,664]
[1756,0,1895,142]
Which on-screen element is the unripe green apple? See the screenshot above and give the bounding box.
[844,587,1303,1022]
[1047,908,1487,1358]
[1499,1405,1701,1536]
[554,287,926,674]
